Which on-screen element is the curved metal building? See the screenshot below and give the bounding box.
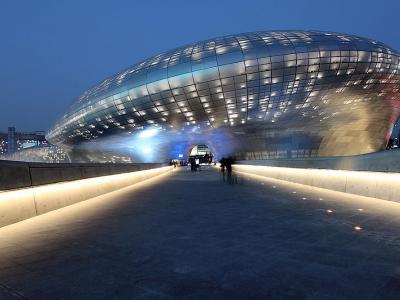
[47,30,400,162]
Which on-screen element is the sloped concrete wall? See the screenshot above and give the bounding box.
[238,151,400,173]
[0,165,172,228]
[0,160,164,191]
[234,164,400,203]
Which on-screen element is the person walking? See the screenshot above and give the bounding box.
[190,157,196,172]
[226,157,233,184]
[220,157,226,181]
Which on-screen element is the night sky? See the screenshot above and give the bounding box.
[1,0,399,132]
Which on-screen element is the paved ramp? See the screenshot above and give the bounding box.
[0,167,399,299]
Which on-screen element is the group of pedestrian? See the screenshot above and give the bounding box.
[169,160,178,168]
[219,156,237,184]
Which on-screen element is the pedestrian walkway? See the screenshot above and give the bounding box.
[0,167,400,299]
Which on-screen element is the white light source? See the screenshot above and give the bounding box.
[142,146,152,154]
[139,128,159,138]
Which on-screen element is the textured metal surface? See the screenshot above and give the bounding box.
[47,31,400,162]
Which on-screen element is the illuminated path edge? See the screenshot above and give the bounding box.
[0,166,172,228]
[2,161,399,229]
[234,164,400,203]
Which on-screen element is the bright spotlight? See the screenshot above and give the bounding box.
[139,128,159,138]
[142,146,152,154]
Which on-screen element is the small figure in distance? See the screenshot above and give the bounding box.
[226,156,238,185]
[220,157,226,181]
[204,153,210,164]
[190,157,196,172]
[226,156,233,184]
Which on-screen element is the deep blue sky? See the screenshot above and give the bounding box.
[1,0,400,132]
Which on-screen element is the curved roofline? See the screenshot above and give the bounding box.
[47,29,400,143]
[70,29,396,106]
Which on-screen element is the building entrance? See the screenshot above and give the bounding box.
[188,144,214,165]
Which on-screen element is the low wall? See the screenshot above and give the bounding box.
[238,150,400,173]
[0,160,164,191]
[0,164,172,228]
[234,164,400,203]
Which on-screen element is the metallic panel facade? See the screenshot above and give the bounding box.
[47,31,400,162]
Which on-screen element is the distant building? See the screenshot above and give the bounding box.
[0,127,69,163]
[0,127,47,155]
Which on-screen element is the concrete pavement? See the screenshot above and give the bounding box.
[0,167,400,299]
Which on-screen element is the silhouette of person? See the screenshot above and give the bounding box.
[220,157,226,181]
